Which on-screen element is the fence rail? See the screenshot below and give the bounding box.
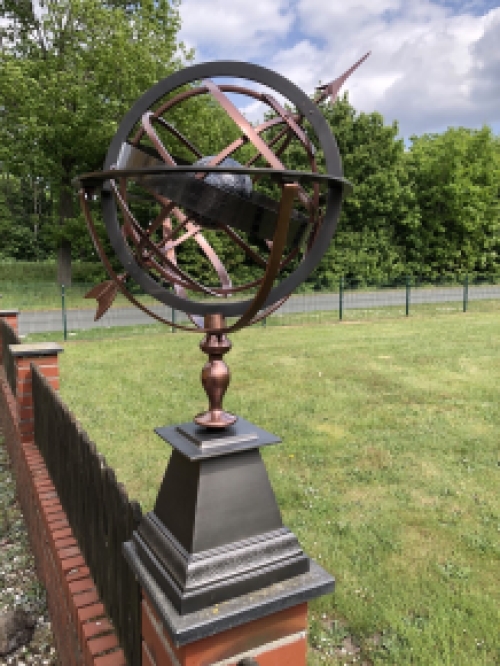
[1,276,499,338]
[0,318,20,394]
[32,365,142,666]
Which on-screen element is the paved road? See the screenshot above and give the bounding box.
[17,284,500,335]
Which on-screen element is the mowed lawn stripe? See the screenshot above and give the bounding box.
[55,312,500,666]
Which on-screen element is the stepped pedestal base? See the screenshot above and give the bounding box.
[124,417,334,663]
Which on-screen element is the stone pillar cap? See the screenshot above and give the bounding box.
[9,342,63,357]
[0,309,19,315]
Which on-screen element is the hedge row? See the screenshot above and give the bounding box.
[0,261,106,283]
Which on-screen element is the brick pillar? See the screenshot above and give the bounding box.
[9,342,63,443]
[0,309,19,365]
[8,342,64,562]
[141,595,308,666]
[0,309,19,335]
[7,342,65,646]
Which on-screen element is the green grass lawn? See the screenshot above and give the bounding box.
[266,296,500,328]
[46,312,500,665]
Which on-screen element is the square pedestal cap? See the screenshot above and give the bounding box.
[155,417,281,461]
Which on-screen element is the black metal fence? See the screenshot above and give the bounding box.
[32,365,142,666]
[0,318,20,394]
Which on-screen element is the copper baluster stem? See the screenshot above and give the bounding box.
[194,314,237,429]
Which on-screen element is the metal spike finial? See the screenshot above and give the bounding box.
[316,51,371,104]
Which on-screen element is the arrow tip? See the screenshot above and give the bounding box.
[316,51,371,103]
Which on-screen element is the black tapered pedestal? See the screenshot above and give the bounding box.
[124,418,328,619]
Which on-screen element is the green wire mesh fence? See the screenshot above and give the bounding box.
[1,275,499,341]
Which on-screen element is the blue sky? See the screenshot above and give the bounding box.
[177,0,500,141]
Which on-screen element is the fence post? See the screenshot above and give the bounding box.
[61,284,67,341]
[0,310,19,364]
[463,274,469,313]
[9,342,63,446]
[0,309,19,336]
[339,276,344,321]
[405,275,411,317]
[171,307,176,333]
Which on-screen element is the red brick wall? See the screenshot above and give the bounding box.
[0,323,126,666]
[142,595,308,666]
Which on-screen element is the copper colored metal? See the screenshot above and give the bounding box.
[202,79,285,171]
[141,112,178,167]
[85,279,121,321]
[80,189,204,332]
[204,81,313,210]
[76,58,370,427]
[145,185,232,291]
[231,183,297,330]
[194,314,237,429]
[315,51,371,104]
[261,94,314,160]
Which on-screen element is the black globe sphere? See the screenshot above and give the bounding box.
[193,157,252,197]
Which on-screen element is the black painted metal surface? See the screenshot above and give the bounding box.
[119,144,310,247]
[0,318,20,395]
[31,366,142,666]
[155,417,280,461]
[123,542,334,647]
[125,426,313,615]
[155,448,284,552]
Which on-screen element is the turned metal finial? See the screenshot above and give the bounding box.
[194,314,237,429]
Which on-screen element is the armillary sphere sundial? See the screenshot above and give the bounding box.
[75,57,370,629]
[74,56,369,430]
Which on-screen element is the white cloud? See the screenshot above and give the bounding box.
[470,10,500,108]
[178,0,294,61]
[270,40,327,93]
[178,0,500,138]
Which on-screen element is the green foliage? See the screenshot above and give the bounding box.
[54,313,500,665]
[405,127,500,280]
[0,176,36,260]
[0,0,188,266]
[1,19,499,288]
[0,259,105,282]
[320,96,418,236]
[311,103,500,286]
[316,228,407,288]
[0,173,59,261]
[287,94,419,288]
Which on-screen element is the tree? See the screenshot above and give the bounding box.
[405,127,500,280]
[0,171,55,261]
[281,94,420,287]
[0,0,187,283]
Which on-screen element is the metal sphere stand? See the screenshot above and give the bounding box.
[76,57,368,664]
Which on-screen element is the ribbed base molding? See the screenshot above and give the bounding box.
[126,515,309,614]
